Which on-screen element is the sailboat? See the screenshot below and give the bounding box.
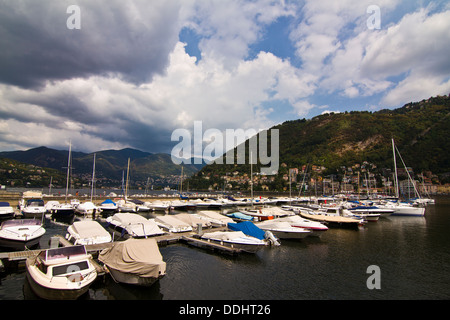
[377,139,425,217]
[51,142,76,222]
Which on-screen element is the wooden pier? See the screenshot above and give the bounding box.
[0,226,240,272]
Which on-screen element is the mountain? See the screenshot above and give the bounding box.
[188,95,450,190]
[0,147,204,187]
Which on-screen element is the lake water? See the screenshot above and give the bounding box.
[1,196,449,302]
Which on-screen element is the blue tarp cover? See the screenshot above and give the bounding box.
[227,221,265,240]
[101,199,116,205]
[227,212,254,221]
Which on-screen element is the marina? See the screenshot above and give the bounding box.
[0,192,448,300]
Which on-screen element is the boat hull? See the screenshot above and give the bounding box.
[26,271,91,300]
[107,267,164,287]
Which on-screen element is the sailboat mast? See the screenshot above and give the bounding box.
[90,153,96,202]
[125,158,130,200]
[250,151,254,209]
[65,141,72,203]
[392,138,399,199]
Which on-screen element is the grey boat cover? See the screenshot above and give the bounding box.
[99,238,166,278]
[173,213,211,228]
[71,221,110,239]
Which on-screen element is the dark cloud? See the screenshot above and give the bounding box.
[0,0,181,89]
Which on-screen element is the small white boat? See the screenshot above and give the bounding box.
[155,215,193,233]
[98,199,118,216]
[377,202,425,217]
[276,215,328,236]
[66,220,112,245]
[145,200,171,211]
[0,219,46,250]
[50,202,76,221]
[20,198,46,218]
[26,245,98,300]
[106,213,165,239]
[201,231,268,253]
[127,199,151,212]
[256,221,311,239]
[0,202,15,220]
[75,201,98,217]
[117,199,136,213]
[99,238,166,287]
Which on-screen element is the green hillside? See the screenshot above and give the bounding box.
[188,95,450,191]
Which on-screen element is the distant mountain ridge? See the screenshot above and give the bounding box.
[0,146,205,186]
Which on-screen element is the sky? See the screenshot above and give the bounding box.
[0,0,449,158]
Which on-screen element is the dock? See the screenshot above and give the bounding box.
[0,226,239,272]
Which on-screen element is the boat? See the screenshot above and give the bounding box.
[154,215,193,233]
[347,206,383,221]
[377,201,425,217]
[201,231,268,253]
[99,238,166,287]
[75,201,98,217]
[196,210,235,227]
[18,191,45,218]
[256,220,311,239]
[145,200,171,211]
[127,199,151,212]
[298,208,365,229]
[275,215,328,236]
[0,219,46,250]
[226,211,256,222]
[240,208,274,221]
[98,199,118,217]
[117,199,136,212]
[50,202,76,222]
[66,220,112,245]
[227,221,280,246]
[106,213,165,239]
[169,199,197,211]
[0,202,15,220]
[20,198,46,218]
[26,245,98,300]
[172,213,212,229]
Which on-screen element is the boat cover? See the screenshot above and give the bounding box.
[173,213,211,227]
[227,221,266,240]
[226,212,254,221]
[0,202,11,207]
[99,238,166,278]
[71,221,110,239]
[101,199,116,205]
[197,211,234,223]
[202,231,248,241]
[155,215,191,228]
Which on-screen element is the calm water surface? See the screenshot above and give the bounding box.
[1,196,449,300]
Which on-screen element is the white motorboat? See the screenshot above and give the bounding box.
[0,202,15,220]
[256,220,311,239]
[98,199,118,216]
[169,200,197,211]
[26,245,98,300]
[201,231,268,253]
[50,202,76,221]
[66,220,112,245]
[75,201,98,217]
[154,215,193,233]
[127,199,151,212]
[117,199,136,213]
[44,200,60,213]
[379,202,425,217]
[276,215,329,236]
[20,198,46,218]
[0,219,46,250]
[106,213,165,239]
[346,206,382,222]
[145,200,171,211]
[99,238,166,287]
[196,210,235,227]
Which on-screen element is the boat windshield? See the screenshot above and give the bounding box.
[1,219,42,227]
[26,199,44,206]
[39,245,87,261]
